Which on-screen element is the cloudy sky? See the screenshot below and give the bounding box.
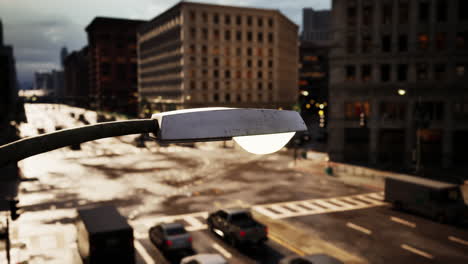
[0,0,330,85]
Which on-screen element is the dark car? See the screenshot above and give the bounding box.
[207,208,267,247]
[149,223,193,253]
[279,254,344,264]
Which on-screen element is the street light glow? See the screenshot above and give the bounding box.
[398,89,406,96]
[301,91,309,96]
[234,132,296,155]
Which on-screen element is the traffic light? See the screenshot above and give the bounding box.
[9,200,21,221]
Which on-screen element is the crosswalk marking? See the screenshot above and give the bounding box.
[131,192,387,230]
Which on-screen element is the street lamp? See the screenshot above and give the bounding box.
[0,108,307,167]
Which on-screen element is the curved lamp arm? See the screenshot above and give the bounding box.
[0,119,158,167]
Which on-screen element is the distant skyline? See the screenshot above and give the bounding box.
[0,0,330,85]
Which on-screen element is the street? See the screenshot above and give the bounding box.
[2,104,468,263]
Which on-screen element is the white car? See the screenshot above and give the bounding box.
[180,254,227,264]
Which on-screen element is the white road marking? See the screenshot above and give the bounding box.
[184,216,204,229]
[252,206,280,219]
[328,198,355,209]
[346,222,372,235]
[300,201,326,212]
[270,205,294,216]
[341,197,367,206]
[449,236,468,247]
[135,240,155,264]
[212,243,232,259]
[355,195,384,204]
[314,200,343,210]
[390,216,416,228]
[186,224,208,232]
[283,203,309,213]
[367,192,385,201]
[401,244,433,259]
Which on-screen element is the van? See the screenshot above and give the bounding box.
[384,176,468,225]
[76,205,135,264]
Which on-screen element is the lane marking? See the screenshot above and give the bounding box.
[314,200,343,210]
[355,195,383,205]
[449,236,468,247]
[184,216,204,229]
[300,201,326,212]
[135,240,156,264]
[401,244,433,259]
[328,198,355,209]
[367,192,384,201]
[390,216,416,228]
[346,222,372,235]
[268,233,306,256]
[341,197,367,206]
[270,205,294,216]
[284,203,309,213]
[252,206,280,219]
[212,243,232,259]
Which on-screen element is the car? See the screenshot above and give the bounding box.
[279,254,344,264]
[180,254,227,264]
[149,223,193,253]
[207,208,267,247]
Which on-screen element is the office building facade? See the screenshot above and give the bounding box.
[329,0,468,173]
[138,2,298,113]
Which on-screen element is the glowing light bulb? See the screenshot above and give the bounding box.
[233,132,296,155]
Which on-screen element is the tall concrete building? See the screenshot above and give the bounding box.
[64,47,89,106]
[329,0,468,175]
[302,8,331,43]
[86,17,146,116]
[138,1,298,113]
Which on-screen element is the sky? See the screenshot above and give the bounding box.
[0,0,330,85]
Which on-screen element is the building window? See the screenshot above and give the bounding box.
[347,6,357,26]
[247,60,252,67]
[190,11,196,21]
[257,71,263,78]
[460,0,468,20]
[268,82,273,90]
[214,29,220,41]
[417,63,429,80]
[257,48,263,56]
[382,34,392,52]
[435,33,446,50]
[416,102,444,121]
[117,64,126,80]
[456,32,468,49]
[258,17,263,27]
[436,0,448,22]
[362,2,373,26]
[225,70,231,78]
[418,34,429,50]
[214,93,219,101]
[258,60,263,67]
[398,0,409,24]
[202,57,208,65]
[247,31,252,41]
[190,56,196,64]
[381,64,391,82]
[345,65,356,81]
[202,12,208,23]
[362,35,372,53]
[268,48,273,56]
[268,33,274,43]
[268,18,274,27]
[214,14,219,24]
[202,45,207,54]
[246,70,252,78]
[454,102,468,120]
[361,64,372,82]
[382,1,393,25]
[190,70,196,78]
[190,81,196,90]
[225,15,231,24]
[236,15,242,25]
[202,28,208,40]
[456,63,466,77]
[214,81,219,90]
[213,70,219,78]
[434,64,446,80]
[345,101,370,120]
[202,81,208,90]
[258,32,263,42]
[247,48,252,56]
[101,62,111,76]
[225,30,231,41]
[419,0,430,22]
[189,44,195,53]
[236,31,242,41]
[268,60,273,68]
[236,47,241,56]
[190,28,196,39]
[347,35,356,53]
[258,82,263,90]
[225,94,231,102]
[247,16,252,25]
[397,64,408,81]
[225,58,230,66]
[214,58,219,66]
[398,34,408,52]
[380,102,406,121]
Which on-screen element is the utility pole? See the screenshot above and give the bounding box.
[5,215,10,264]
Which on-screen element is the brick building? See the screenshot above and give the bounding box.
[64,47,89,107]
[329,0,468,176]
[137,1,298,113]
[86,17,146,116]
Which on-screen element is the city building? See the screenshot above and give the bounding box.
[86,17,146,116]
[64,47,89,107]
[299,41,330,143]
[0,19,25,202]
[302,8,331,43]
[329,0,468,176]
[137,1,298,113]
